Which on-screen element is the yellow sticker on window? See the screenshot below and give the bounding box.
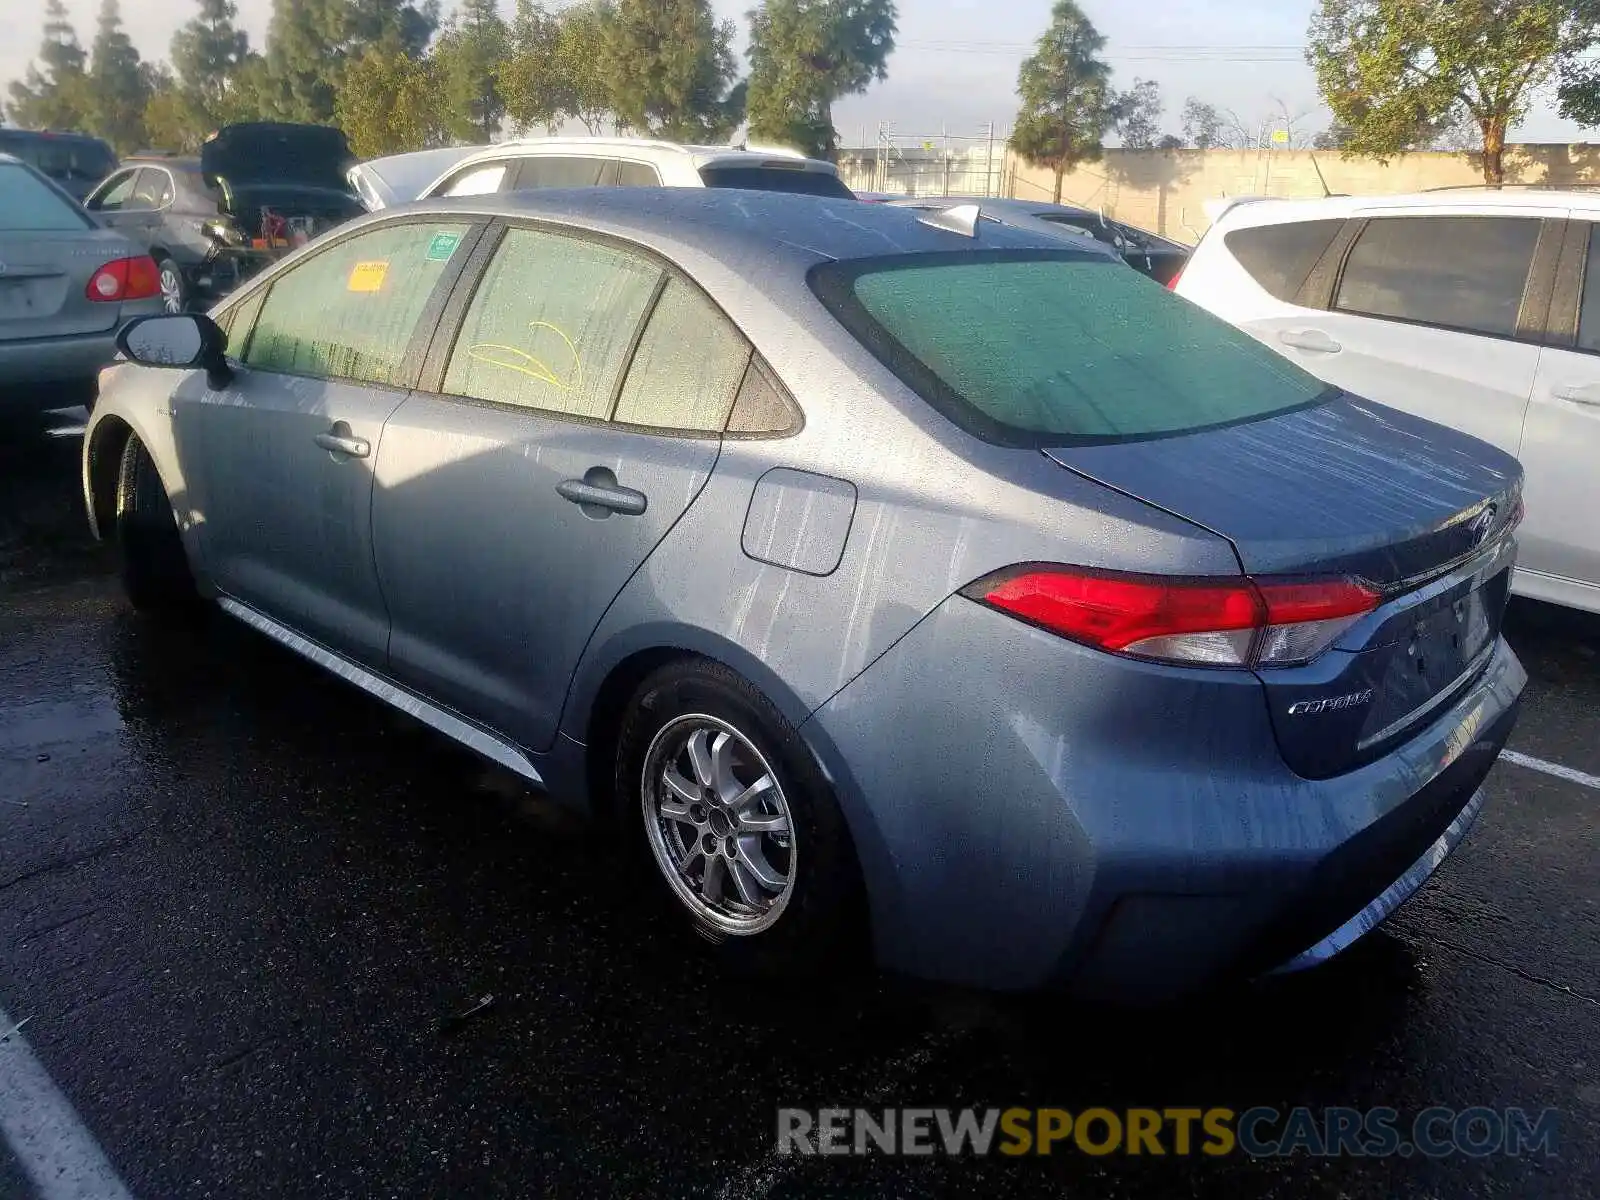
[347,261,389,293]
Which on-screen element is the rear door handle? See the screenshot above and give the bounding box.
[557,477,648,517]
[1553,383,1600,407]
[314,432,370,458]
[1279,329,1342,354]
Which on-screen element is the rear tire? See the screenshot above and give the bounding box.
[615,658,866,976]
[156,257,188,313]
[115,436,199,616]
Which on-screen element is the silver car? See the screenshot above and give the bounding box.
[1,154,163,412]
[83,190,1525,1000]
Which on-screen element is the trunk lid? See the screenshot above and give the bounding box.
[1046,395,1523,777]
[0,228,138,341]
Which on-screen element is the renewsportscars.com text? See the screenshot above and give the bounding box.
[776,1106,1560,1158]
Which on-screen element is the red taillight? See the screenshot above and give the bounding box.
[1165,265,1184,290]
[964,567,1381,668]
[85,255,161,302]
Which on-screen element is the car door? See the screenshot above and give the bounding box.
[170,216,483,665]
[371,223,747,752]
[1519,218,1600,606]
[1245,213,1545,459]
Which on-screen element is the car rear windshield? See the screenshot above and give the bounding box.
[0,163,93,231]
[810,250,1332,446]
[698,165,854,198]
[0,132,115,184]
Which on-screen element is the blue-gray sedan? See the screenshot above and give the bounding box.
[81,190,1526,1000]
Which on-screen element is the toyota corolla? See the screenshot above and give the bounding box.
[81,190,1525,1000]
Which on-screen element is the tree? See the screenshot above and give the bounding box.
[604,0,743,141]
[745,0,897,159]
[336,42,449,155]
[7,0,92,132]
[1114,76,1162,149]
[87,0,150,152]
[500,0,562,133]
[1179,96,1224,149]
[433,0,510,143]
[1009,1,1114,204]
[260,0,439,124]
[1308,0,1599,186]
[554,2,617,133]
[170,0,254,120]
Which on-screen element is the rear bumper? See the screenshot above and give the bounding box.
[802,596,1525,1000]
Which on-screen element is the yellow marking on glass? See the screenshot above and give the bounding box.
[465,321,583,392]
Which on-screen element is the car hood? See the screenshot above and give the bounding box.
[201,123,353,190]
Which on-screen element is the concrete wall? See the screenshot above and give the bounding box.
[839,143,1600,245]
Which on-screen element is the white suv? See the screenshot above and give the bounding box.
[417,137,853,202]
[1176,189,1600,615]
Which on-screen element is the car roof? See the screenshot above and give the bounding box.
[893,195,1096,219]
[443,136,839,172]
[1210,187,1600,228]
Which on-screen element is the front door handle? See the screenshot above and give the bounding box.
[557,470,647,517]
[314,430,370,458]
[1279,328,1342,354]
[1553,383,1600,408]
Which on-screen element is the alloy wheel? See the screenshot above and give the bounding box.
[641,714,796,935]
[159,267,184,313]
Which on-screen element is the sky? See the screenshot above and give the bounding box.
[1,0,1588,146]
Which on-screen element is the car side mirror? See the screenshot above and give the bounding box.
[116,313,233,389]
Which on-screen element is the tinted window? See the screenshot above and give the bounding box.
[442,227,661,419]
[812,251,1328,445]
[0,164,92,231]
[726,361,800,435]
[92,170,140,211]
[612,279,751,431]
[698,166,854,198]
[1224,219,1345,303]
[1335,216,1539,338]
[0,133,114,183]
[1576,225,1600,353]
[515,156,610,189]
[245,221,471,384]
[440,163,506,197]
[615,161,662,187]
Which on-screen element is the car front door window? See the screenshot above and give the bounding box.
[440,163,507,197]
[90,170,139,212]
[246,220,474,385]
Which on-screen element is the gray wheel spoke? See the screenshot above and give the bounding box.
[675,838,703,873]
[709,730,740,799]
[736,808,789,835]
[661,768,699,813]
[736,838,786,891]
[728,773,775,813]
[700,853,727,903]
[686,728,717,788]
[728,858,765,907]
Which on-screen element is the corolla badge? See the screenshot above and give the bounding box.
[1287,690,1374,716]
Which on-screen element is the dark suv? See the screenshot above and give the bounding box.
[83,123,364,311]
[0,129,117,203]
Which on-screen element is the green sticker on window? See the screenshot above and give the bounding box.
[426,231,461,261]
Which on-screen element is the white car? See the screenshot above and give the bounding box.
[347,146,479,211]
[416,137,854,201]
[1176,189,1600,615]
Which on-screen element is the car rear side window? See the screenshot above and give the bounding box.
[244,221,472,384]
[698,165,854,198]
[612,278,752,432]
[441,227,661,420]
[1224,219,1345,303]
[1334,215,1539,338]
[439,163,506,197]
[615,161,662,187]
[812,250,1329,446]
[1575,224,1600,353]
[0,163,92,231]
[513,157,609,189]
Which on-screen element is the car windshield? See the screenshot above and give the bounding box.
[698,165,855,198]
[0,163,93,231]
[811,250,1331,446]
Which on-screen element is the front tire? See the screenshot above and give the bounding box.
[115,436,199,615]
[616,658,865,973]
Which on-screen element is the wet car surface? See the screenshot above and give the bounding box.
[1,408,1598,1199]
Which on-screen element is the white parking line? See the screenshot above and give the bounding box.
[1499,749,1600,791]
[0,1005,134,1200]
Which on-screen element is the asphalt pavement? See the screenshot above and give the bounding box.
[1,408,1597,1199]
